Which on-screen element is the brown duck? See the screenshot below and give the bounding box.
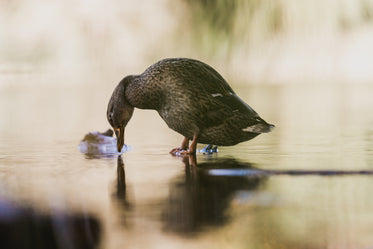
[107,58,274,155]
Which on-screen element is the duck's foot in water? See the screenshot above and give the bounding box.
[198,144,218,154]
[170,148,195,156]
[170,135,198,156]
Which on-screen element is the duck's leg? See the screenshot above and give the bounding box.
[170,135,198,155]
[187,134,199,154]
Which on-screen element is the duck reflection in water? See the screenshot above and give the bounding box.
[162,156,267,235]
[112,155,132,227]
[115,156,128,204]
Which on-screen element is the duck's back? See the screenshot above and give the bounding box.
[147,58,235,95]
[140,58,256,112]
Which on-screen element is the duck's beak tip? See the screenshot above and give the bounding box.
[115,127,125,152]
[117,145,123,153]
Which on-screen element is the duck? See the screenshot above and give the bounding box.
[107,58,274,155]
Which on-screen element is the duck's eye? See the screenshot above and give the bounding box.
[108,112,114,123]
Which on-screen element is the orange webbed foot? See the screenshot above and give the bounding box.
[170,148,196,156]
[170,134,198,156]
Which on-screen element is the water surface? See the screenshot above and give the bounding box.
[1,74,373,249]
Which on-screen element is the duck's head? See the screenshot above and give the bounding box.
[107,77,134,152]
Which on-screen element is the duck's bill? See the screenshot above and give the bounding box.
[115,127,125,152]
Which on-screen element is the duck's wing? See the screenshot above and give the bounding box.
[187,59,235,96]
[201,93,258,128]
[183,60,262,130]
[191,60,258,115]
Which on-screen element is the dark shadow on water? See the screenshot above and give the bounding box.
[207,168,373,177]
[162,156,267,235]
[0,200,101,249]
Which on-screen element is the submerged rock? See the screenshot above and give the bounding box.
[78,129,131,156]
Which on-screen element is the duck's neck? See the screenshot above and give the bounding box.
[125,75,162,110]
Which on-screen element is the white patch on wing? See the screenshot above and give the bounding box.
[242,124,269,133]
[242,126,256,132]
[211,93,223,97]
[233,109,239,112]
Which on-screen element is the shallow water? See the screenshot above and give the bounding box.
[1,74,373,249]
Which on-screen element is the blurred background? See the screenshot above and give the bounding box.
[2,0,373,84]
[1,1,373,249]
[1,0,373,139]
